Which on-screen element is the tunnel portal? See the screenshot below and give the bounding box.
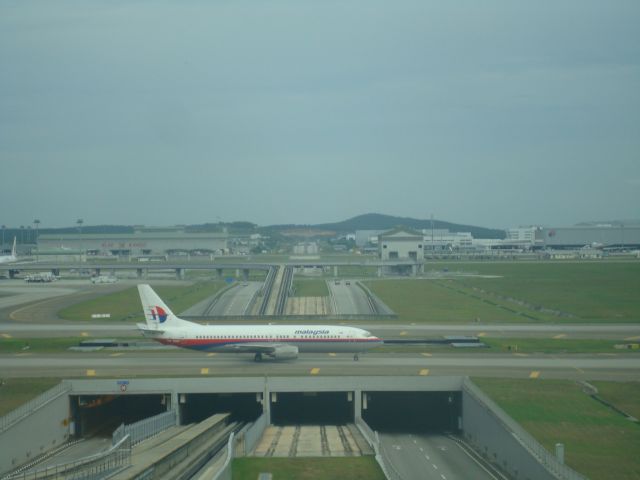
[270,392,353,425]
[362,391,461,433]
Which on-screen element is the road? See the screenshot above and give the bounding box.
[327,280,373,314]
[1,351,638,381]
[181,282,262,316]
[379,433,498,480]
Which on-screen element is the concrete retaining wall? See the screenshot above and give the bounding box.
[0,392,70,475]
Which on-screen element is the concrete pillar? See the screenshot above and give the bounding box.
[175,268,184,280]
[216,268,223,278]
[377,266,382,278]
[333,266,338,277]
[171,392,182,425]
[354,390,362,420]
[265,389,272,424]
[243,269,249,281]
[136,268,143,279]
[412,264,417,276]
[555,443,565,464]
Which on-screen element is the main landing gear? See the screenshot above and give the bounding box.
[254,353,263,362]
[353,353,359,361]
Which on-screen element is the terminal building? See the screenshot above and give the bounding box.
[538,225,640,249]
[37,226,228,258]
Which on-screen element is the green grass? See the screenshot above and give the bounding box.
[292,279,329,297]
[366,280,522,323]
[232,457,385,480]
[0,337,87,353]
[473,378,640,480]
[367,262,640,323]
[0,378,62,416]
[58,281,225,322]
[592,381,640,420]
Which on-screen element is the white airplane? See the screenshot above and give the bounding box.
[137,284,383,361]
[0,237,18,264]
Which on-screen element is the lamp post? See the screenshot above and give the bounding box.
[76,219,84,262]
[1,225,5,253]
[34,219,40,262]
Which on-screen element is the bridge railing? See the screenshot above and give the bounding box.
[112,409,177,447]
[2,435,131,480]
[0,382,70,434]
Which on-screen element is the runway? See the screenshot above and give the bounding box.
[1,351,638,381]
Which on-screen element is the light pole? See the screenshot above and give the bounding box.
[34,219,40,262]
[1,225,4,253]
[76,219,84,261]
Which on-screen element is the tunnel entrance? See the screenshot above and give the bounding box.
[271,392,353,425]
[180,393,263,424]
[71,394,167,438]
[362,391,461,433]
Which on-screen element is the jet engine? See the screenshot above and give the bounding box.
[269,345,299,360]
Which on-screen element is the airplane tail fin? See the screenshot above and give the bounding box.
[137,284,190,329]
[11,237,16,257]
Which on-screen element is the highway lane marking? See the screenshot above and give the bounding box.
[553,334,567,339]
[529,371,540,379]
[86,369,96,376]
[433,463,438,470]
[201,368,209,375]
[1,333,11,338]
[441,474,447,479]
[207,353,217,357]
[421,353,432,357]
[310,368,320,375]
[110,353,124,357]
[419,369,429,376]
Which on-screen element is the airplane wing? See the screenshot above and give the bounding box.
[229,342,299,359]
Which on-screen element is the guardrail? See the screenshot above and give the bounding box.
[112,409,177,447]
[0,382,70,434]
[355,418,402,480]
[2,435,131,480]
[463,379,587,480]
[240,414,268,456]
[212,432,235,480]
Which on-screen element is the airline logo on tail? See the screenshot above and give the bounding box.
[150,306,168,323]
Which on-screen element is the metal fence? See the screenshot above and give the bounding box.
[355,418,402,480]
[0,382,70,433]
[463,379,587,480]
[2,435,131,480]
[112,409,177,447]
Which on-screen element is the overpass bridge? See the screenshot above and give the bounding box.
[0,259,424,280]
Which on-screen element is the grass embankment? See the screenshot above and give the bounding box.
[0,378,62,416]
[473,378,640,480]
[232,457,385,480]
[291,279,329,297]
[58,281,225,322]
[366,262,640,323]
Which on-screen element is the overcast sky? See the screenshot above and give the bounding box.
[1,1,639,229]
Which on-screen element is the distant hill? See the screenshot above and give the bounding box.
[266,213,505,239]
